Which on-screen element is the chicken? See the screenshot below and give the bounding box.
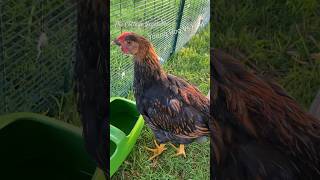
[210,48,320,179]
[74,0,108,174]
[112,32,210,160]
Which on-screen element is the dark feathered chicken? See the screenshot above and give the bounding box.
[210,48,320,180]
[75,0,108,173]
[112,32,210,160]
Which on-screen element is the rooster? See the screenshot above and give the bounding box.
[210,48,320,180]
[112,32,210,160]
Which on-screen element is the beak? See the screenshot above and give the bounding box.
[111,39,120,46]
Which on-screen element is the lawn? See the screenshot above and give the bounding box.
[111,25,210,180]
[212,0,320,109]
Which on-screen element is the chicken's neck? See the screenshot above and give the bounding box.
[133,51,167,97]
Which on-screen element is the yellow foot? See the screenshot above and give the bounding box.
[145,140,167,160]
[169,143,186,158]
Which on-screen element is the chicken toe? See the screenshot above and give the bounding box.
[145,140,167,160]
[169,143,186,158]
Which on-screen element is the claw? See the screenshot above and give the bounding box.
[145,140,167,160]
[169,143,186,158]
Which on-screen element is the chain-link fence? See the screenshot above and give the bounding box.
[0,0,77,114]
[110,0,210,97]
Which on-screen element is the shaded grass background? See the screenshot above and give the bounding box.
[212,0,320,109]
[112,26,210,180]
[0,0,76,114]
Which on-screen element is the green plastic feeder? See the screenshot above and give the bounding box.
[110,97,144,176]
[0,112,105,180]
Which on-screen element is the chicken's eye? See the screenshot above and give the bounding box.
[126,40,131,45]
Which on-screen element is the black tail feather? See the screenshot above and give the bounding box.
[75,0,108,174]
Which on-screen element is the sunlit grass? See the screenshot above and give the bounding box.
[213,0,320,108]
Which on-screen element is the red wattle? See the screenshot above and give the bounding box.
[121,46,129,54]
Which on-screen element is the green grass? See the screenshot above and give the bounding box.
[50,92,82,127]
[213,0,320,108]
[112,26,210,180]
[1,0,76,114]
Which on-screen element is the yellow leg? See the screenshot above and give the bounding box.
[169,143,186,158]
[145,140,167,160]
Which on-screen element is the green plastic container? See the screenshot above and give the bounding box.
[110,97,144,176]
[0,112,105,180]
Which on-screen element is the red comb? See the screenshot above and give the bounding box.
[117,32,133,42]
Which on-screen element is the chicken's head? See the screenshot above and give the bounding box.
[112,32,154,60]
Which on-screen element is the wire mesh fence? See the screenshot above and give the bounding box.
[0,0,209,114]
[0,0,77,114]
[110,0,210,97]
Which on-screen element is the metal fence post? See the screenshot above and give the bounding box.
[170,0,185,56]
